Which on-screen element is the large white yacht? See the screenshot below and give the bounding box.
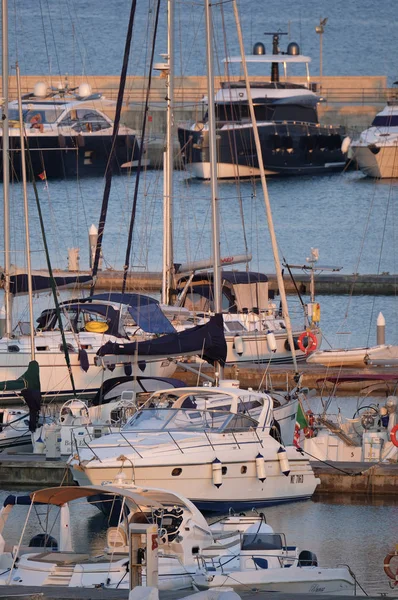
[70,381,320,512]
[350,101,398,178]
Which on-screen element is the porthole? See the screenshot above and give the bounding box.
[7,345,20,353]
[172,468,182,477]
[241,466,247,474]
[222,466,227,475]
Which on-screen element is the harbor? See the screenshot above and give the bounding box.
[0,0,397,598]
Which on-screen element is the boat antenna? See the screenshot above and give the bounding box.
[90,0,138,296]
[205,0,224,381]
[233,3,298,374]
[264,31,287,82]
[121,0,162,295]
[2,0,12,336]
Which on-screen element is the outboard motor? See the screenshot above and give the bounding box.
[298,549,318,566]
[29,534,58,550]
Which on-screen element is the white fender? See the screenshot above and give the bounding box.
[212,458,222,488]
[277,446,290,476]
[255,453,266,482]
[233,335,244,356]
[341,136,351,154]
[266,331,277,353]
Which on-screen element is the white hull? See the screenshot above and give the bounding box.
[193,568,355,595]
[0,332,175,401]
[226,329,320,365]
[352,144,398,178]
[306,346,372,368]
[365,344,398,366]
[185,161,277,180]
[72,448,319,510]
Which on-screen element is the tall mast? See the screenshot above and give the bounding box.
[232,0,298,372]
[161,0,174,305]
[16,63,35,359]
[204,0,223,379]
[2,0,12,336]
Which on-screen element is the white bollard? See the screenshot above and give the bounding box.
[68,248,80,272]
[89,224,102,270]
[377,312,386,345]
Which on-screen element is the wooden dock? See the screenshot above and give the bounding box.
[0,586,389,600]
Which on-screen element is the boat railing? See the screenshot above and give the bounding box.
[82,425,276,457]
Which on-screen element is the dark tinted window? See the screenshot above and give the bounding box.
[372,115,398,127]
[242,533,283,551]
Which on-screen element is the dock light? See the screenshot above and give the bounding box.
[315,18,328,82]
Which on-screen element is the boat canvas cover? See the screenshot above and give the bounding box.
[97,313,227,366]
[91,293,175,335]
[5,273,93,296]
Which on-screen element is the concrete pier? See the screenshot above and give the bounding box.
[90,270,398,295]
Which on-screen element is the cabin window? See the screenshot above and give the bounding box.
[222,466,227,475]
[172,468,182,477]
[241,466,247,474]
[372,115,398,127]
[36,346,50,352]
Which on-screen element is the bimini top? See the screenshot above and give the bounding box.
[28,484,206,520]
[177,271,268,285]
[224,55,311,64]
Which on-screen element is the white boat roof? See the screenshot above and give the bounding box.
[224,55,311,64]
[30,484,198,512]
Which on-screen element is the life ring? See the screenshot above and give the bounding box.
[298,331,318,354]
[390,424,398,448]
[384,550,398,586]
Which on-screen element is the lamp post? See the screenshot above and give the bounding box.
[315,18,328,85]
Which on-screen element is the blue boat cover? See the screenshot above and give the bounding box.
[97,313,227,366]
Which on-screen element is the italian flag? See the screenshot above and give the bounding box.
[293,401,308,447]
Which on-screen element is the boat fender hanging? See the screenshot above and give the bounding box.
[390,424,398,448]
[298,331,318,354]
[277,447,290,476]
[383,549,398,586]
[255,453,266,482]
[341,136,351,154]
[266,331,277,353]
[212,458,223,488]
[233,335,244,356]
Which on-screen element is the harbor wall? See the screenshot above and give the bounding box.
[4,74,391,135]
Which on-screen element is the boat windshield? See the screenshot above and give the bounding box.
[123,408,258,433]
[372,115,398,127]
[242,533,283,551]
[8,108,63,124]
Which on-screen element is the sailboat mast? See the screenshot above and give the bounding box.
[2,0,12,336]
[232,0,298,372]
[205,0,223,379]
[16,62,35,360]
[162,0,174,305]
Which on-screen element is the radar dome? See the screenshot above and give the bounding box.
[253,42,265,55]
[33,82,47,98]
[78,83,92,98]
[287,42,300,56]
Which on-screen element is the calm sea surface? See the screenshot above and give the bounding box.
[3,0,398,83]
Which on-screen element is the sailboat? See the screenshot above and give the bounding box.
[68,0,320,509]
[0,2,184,402]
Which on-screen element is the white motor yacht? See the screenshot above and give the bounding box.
[70,381,320,512]
[350,101,398,178]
